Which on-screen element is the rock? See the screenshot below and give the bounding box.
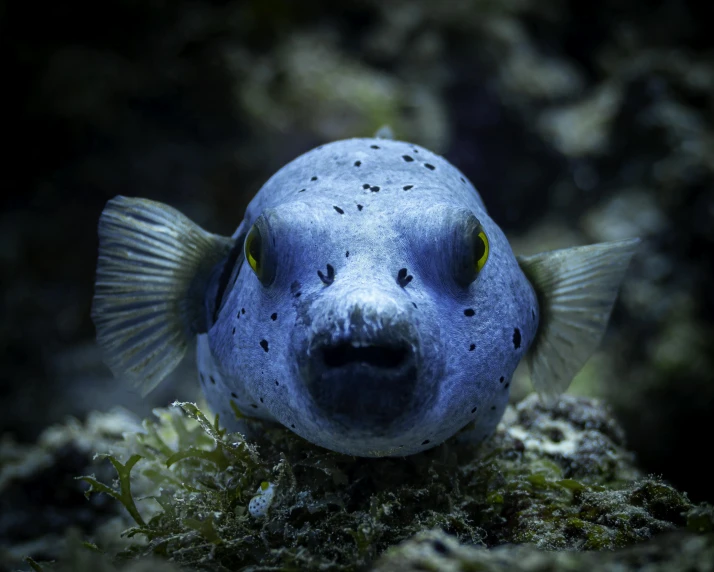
[373,528,714,572]
[5,395,710,571]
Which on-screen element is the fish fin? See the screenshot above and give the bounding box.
[517,238,639,405]
[91,196,233,396]
[374,125,395,139]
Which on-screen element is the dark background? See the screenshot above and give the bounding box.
[1,0,713,506]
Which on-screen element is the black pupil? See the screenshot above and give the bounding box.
[473,232,485,261]
[249,229,261,267]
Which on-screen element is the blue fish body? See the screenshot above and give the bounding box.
[92,137,638,457]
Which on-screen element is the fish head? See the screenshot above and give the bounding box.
[209,195,538,456]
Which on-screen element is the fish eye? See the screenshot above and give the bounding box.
[245,224,262,274]
[474,229,489,272]
[454,214,489,287]
[244,217,276,286]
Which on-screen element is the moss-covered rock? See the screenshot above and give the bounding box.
[3,394,711,571]
[373,528,714,572]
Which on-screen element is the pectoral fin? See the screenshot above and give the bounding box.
[517,238,639,405]
[91,196,233,395]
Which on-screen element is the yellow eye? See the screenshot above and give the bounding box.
[474,230,489,272]
[243,217,277,286]
[454,215,489,288]
[244,224,262,277]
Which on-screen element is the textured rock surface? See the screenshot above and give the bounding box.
[374,529,714,572]
[3,396,712,571]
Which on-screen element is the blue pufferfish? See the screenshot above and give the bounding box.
[92,135,638,457]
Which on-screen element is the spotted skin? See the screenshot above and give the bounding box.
[200,138,539,457]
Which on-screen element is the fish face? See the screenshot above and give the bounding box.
[208,190,538,456]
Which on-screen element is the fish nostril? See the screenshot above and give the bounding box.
[321,343,409,369]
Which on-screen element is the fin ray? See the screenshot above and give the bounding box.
[92,196,232,395]
[518,238,639,404]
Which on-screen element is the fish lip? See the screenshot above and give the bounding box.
[301,323,423,434]
[307,327,418,362]
[306,314,420,358]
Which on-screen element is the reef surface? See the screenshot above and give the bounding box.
[2,395,711,571]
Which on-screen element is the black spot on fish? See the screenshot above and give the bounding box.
[260,397,264,403]
[471,406,478,413]
[460,176,466,184]
[402,155,414,162]
[370,144,380,149]
[505,382,510,389]
[295,292,301,298]
[490,405,496,411]
[370,186,380,192]
[422,439,430,445]
[357,204,363,211]
[469,344,475,351]
[200,373,206,385]
[298,188,306,193]
[210,376,216,385]
[345,251,349,257]
[291,281,302,296]
[499,376,504,383]
[232,327,236,335]
[231,392,238,398]
[260,339,269,352]
[270,312,277,321]
[432,540,449,555]
[334,206,344,214]
[397,267,413,287]
[362,183,370,189]
[424,163,435,170]
[318,263,335,286]
[403,185,413,190]
[275,380,279,386]
[412,302,418,309]
[311,176,318,181]
[532,308,536,320]
[241,308,246,315]
[251,404,258,409]
[413,149,419,154]
[291,424,296,428]
[464,308,475,317]
[513,328,522,349]
[354,160,361,167]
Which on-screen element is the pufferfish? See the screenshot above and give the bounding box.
[91,135,638,457]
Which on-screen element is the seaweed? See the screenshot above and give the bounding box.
[7,395,711,571]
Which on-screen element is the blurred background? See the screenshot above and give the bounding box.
[1,0,712,511]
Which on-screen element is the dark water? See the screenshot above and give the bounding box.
[1,0,712,511]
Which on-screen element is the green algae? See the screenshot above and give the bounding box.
[373,528,714,572]
[7,395,712,571]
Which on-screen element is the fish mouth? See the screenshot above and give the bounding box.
[303,330,421,433]
[320,340,411,369]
